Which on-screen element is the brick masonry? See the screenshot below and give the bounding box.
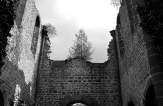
[37,59,120,106]
[115,0,163,106]
[36,29,121,106]
[0,0,42,105]
[1,0,163,106]
[115,2,151,106]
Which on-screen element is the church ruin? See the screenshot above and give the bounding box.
[0,0,163,106]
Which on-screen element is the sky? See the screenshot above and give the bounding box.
[34,0,119,63]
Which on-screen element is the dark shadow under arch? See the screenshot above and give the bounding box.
[145,85,157,106]
[128,101,134,106]
[0,90,4,106]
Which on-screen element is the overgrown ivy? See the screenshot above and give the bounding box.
[136,0,163,38]
[0,0,18,73]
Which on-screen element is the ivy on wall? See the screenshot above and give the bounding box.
[136,0,163,38]
[0,0,18,73]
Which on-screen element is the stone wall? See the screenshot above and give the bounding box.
[0,0,42,105]
[37,58,120,106]
[35,30,52,106]
[36,31,121,106]
[115,0,151,105]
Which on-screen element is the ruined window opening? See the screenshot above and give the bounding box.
[31,16,40,58]
[145,85,157,106]
[128,101,134,106]
[35,16,40,27]
[0,90,4,106]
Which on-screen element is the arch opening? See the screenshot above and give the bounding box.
[145,85,157,106]
[35,16,40,27]
[128,101,134,106]
[71,103,87,106]
[31,15,41,58]
[66,100,89,106]
[0,90,4,106]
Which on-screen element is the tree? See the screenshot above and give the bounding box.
[110,0,121,9]
[0,0,17,72]
[68,29,94,61]
[43,23,57,37]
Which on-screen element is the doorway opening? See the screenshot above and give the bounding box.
[145,85,157,106]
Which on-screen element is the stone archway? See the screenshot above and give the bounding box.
[128,101,134,106]
[0,90,4,106]
[145,85,157,106]
[60,94,100,106]
[66,100,89,106]
[71,102,87,106]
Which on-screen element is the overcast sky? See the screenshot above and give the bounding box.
[34,0,119,63]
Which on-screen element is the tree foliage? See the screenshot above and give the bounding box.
[68,29,94,61]
[110,0,121,9]
[0,0,17,72]
[43,23,57,37]
[136,0,163,38]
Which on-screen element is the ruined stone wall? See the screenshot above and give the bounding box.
[35,33,52,106]
[37,52,120,106]
[0,0,42,105]
[115,0,151,105]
